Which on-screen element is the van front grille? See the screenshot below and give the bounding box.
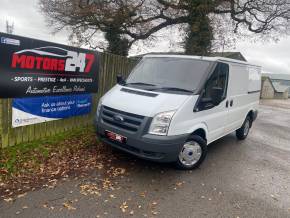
[101,106,145,132]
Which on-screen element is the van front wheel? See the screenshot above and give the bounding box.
[236,116,251,140]
[175,135,207,170]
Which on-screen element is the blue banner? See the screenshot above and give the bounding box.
[12,94,92,127]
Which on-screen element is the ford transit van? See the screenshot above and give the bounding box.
[95,55,261,170]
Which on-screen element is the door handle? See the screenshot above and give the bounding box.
[230,100,234,107]
[226,100,229,108]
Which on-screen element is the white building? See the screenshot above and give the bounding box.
[261,76,289,99]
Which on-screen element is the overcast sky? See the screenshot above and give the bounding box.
[1,0,290,75]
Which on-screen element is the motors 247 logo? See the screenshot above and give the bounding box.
[10,46,95,73]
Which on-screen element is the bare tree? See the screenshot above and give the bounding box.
[39,0,148,55]
[40,0,290,56]
[151,0,290,55]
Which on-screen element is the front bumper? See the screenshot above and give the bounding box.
[95,121,188,163]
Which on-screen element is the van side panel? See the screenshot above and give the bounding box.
[169,62,261,145]
[224,63,261,134]
[248,66,262,93]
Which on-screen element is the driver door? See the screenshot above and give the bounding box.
[196,62,229,143]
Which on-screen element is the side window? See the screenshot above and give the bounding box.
[198,63,229,110]
[204,63,229,99]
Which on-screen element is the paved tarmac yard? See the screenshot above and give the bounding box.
[1,100,290,218]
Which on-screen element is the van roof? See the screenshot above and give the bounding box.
[143,54,261,68]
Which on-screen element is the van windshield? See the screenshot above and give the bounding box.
[125,57,212,93]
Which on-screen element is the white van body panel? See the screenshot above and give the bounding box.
[102,84,191,117]
[168,61,261,144]
[168,96,228,143]
[224,63,261,133]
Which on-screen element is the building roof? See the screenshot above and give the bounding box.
[263,73,290,81]
[134,53,260,67]
[132,52,247,62]
[263,76,289,93]
[210,52,247,62]
[272,81,290,93]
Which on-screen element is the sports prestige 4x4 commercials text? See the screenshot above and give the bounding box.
[0,32,99,98]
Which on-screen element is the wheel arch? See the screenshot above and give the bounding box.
[247,110,254,120]
[245,109,257,127]
[189,124,208,143]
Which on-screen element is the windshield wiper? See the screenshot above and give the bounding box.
[125,82,156,86]
[150,87,194,93]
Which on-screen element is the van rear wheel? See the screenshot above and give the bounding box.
[175,135,207,170]
[236,116,251,140]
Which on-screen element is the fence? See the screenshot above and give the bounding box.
[0,52,137,148]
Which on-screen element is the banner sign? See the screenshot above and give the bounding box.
[0,32,99,98]
[12,94,92,127]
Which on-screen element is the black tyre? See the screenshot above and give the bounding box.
[236,116,252,140]
[175,135,207,170]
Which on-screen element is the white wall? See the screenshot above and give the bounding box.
[261,78,274,99]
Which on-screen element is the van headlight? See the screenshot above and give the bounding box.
[148,111,176,136]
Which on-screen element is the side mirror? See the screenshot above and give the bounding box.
[211,87,224,106]
[117,74,125,85]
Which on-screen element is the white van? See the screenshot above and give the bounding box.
[95,55,261,170]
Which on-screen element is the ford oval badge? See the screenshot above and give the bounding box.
[113,114,124,122]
